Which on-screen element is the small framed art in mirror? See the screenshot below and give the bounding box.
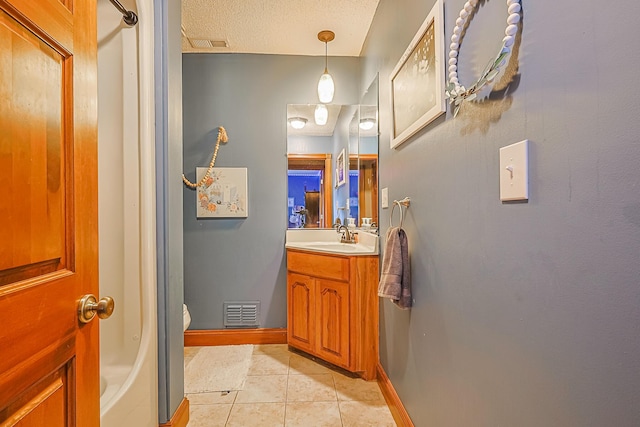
[336,148,346,187]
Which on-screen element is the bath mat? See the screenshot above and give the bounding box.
[184,345,254,393]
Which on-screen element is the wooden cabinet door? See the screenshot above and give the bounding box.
[0,0,99,425]
[315,278,350,368]
[287,273,315,353]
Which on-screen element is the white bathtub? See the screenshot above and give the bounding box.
[97,0,157,425]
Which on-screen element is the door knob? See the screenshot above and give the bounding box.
[78,294,115,323]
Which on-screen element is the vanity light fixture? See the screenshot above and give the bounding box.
[314,104,328,126]
[359,118,376,131]
[288,117,307,130]
[317,30,335,104]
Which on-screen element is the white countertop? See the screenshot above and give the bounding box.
[285,229,379,255]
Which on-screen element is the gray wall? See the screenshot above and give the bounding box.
[362,0,640,425]
[332,105,357,223]
[360,136,378,155]
[287,135,334,154]
[182,54,360,329]
[154,0,184,422]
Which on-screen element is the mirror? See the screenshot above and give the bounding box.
[287,104,356,228]
[356,76,379,228]
[286,75,379,229]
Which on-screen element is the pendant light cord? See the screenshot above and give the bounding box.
[325,41,328,72]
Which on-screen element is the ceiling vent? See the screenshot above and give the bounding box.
[188,38,229,49]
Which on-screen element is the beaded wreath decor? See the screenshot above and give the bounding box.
[445,0,521,117]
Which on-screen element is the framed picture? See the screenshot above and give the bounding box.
[389,0,445,148]
[196,167,248,218]
[336,148,346,187]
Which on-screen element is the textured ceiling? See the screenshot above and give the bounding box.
[182,0,381,56]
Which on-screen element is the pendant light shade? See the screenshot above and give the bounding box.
[317,73,334,104]
[317,30,335,104]
[314,104,328,126]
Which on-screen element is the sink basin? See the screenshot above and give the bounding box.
[285,241,375,255]
[309,242,359,251]
[285,229,378,255]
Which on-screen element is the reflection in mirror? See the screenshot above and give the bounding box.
[286,75,378,229]
[354,75,379,228]
[349,111,359,224]
[357,104,378,227]
[287,154,331,228]
[287,104,356,228]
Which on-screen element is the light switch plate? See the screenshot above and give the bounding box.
[499,139,529,201]
[382,187,389,208]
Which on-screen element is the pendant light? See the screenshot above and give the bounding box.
[314,104,328,126]
[317,30,335,104]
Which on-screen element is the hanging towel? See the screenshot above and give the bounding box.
[378,226,412,309]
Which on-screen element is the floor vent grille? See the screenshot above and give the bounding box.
[223,301,260,328]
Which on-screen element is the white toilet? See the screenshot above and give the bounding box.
[183,304,191,331]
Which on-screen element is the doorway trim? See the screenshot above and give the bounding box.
[287,154,333,227]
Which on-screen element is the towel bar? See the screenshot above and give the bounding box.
[390,197,410,228]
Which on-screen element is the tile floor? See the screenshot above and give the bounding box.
[185,344,397,427]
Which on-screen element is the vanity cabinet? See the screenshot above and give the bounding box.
[286,249,379,380]
[288,272,350,367]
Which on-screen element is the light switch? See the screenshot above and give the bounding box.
[499,140,529,201]
[382,187,389,208]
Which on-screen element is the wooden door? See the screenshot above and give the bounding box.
[303,191,320,228]
[315,278,350,368]
[0,0,99,425]
[287,273,315,353]
[358,156,378,226]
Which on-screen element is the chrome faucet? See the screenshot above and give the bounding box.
[336,224,355,243]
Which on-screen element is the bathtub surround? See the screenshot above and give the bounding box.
[97,0,159,425]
